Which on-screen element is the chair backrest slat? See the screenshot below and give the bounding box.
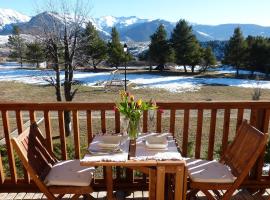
[236,109,244,134]
[22,137,29,152]
[221,120,268,177]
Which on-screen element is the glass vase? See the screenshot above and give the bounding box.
[121,117,129,136]
[128,118,140,140]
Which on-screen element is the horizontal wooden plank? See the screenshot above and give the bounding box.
[0,101,270,111]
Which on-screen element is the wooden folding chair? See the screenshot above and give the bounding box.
[11,122,95,200]
[186,120,268,200]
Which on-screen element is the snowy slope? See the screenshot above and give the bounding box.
[0,34,34,44]
[196,31,214,40]
[0,8,30,29]
[96,16,148,29]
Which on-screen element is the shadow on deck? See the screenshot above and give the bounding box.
[1,189,270,200]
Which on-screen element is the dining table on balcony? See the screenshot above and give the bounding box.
[80,132,187,200]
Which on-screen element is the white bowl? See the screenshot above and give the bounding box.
[145,136,168,149]
[97,135,122,149]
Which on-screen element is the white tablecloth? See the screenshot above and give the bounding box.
[81,133,182,163]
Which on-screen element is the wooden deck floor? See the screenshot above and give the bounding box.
[0,190,270,200]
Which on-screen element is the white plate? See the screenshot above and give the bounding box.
[145,136,168,149]
[97,135,122,149]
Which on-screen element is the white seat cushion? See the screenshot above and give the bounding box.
[185,158,236,183]
[44,160,95,186]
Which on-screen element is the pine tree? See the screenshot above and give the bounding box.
[189,38,202,73]
[171,19,201,73]
[201,46,217,72]
[148,24,172,71]
[25,41,45,68]
[224,27,247,76]
[246,36,270,76]
[107,27,128,68]
[245,35,257,75]
[79,22,107,69]
[7,26,26,67]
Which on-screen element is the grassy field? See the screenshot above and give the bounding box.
[1,80,270,102]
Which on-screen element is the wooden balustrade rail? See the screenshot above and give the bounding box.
[0,101,270,192]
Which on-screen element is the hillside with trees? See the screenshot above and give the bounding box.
[7,14,270,79]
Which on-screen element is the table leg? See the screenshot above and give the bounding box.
[105,166,115,200]
[174,166,185,200]
[156,166,165,200]
[149,168,156,200]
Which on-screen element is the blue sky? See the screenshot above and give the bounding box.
[1,0,270,26]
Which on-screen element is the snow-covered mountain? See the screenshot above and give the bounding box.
[0,8,30,29]
[1,8,270,42]
[94,16,149,31]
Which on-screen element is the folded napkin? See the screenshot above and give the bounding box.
[81,135,129,162]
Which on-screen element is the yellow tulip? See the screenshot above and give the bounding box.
[137,99,142,106]
[130,95,134,101]
[120,90,126,99]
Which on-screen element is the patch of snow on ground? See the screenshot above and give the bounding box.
[210,65,265,76]
[128,74,200,92]
[0,35,9,45]
[0,62,33,68]
[175,65,201,72]
[1,63,270,93]
[200,77,270,89]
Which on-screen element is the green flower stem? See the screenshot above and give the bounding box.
[129,118,140,140]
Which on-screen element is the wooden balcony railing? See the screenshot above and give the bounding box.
[0,101,270,192]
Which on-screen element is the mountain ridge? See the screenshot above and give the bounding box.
[1,8,270,42]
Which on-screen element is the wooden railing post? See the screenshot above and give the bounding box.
[86,110,93,144]
[182,109,190,157]
[156,110,162,133]
[101,110,106,134]
[143,111,148,133]
[58,110,67,160]
[2,110,17,183]
[170,109,176,136]
[221,109,230,156]
[72,110,80,159]
[115,109,120,134]
[195,109,203,159]
[208,109,217,160]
